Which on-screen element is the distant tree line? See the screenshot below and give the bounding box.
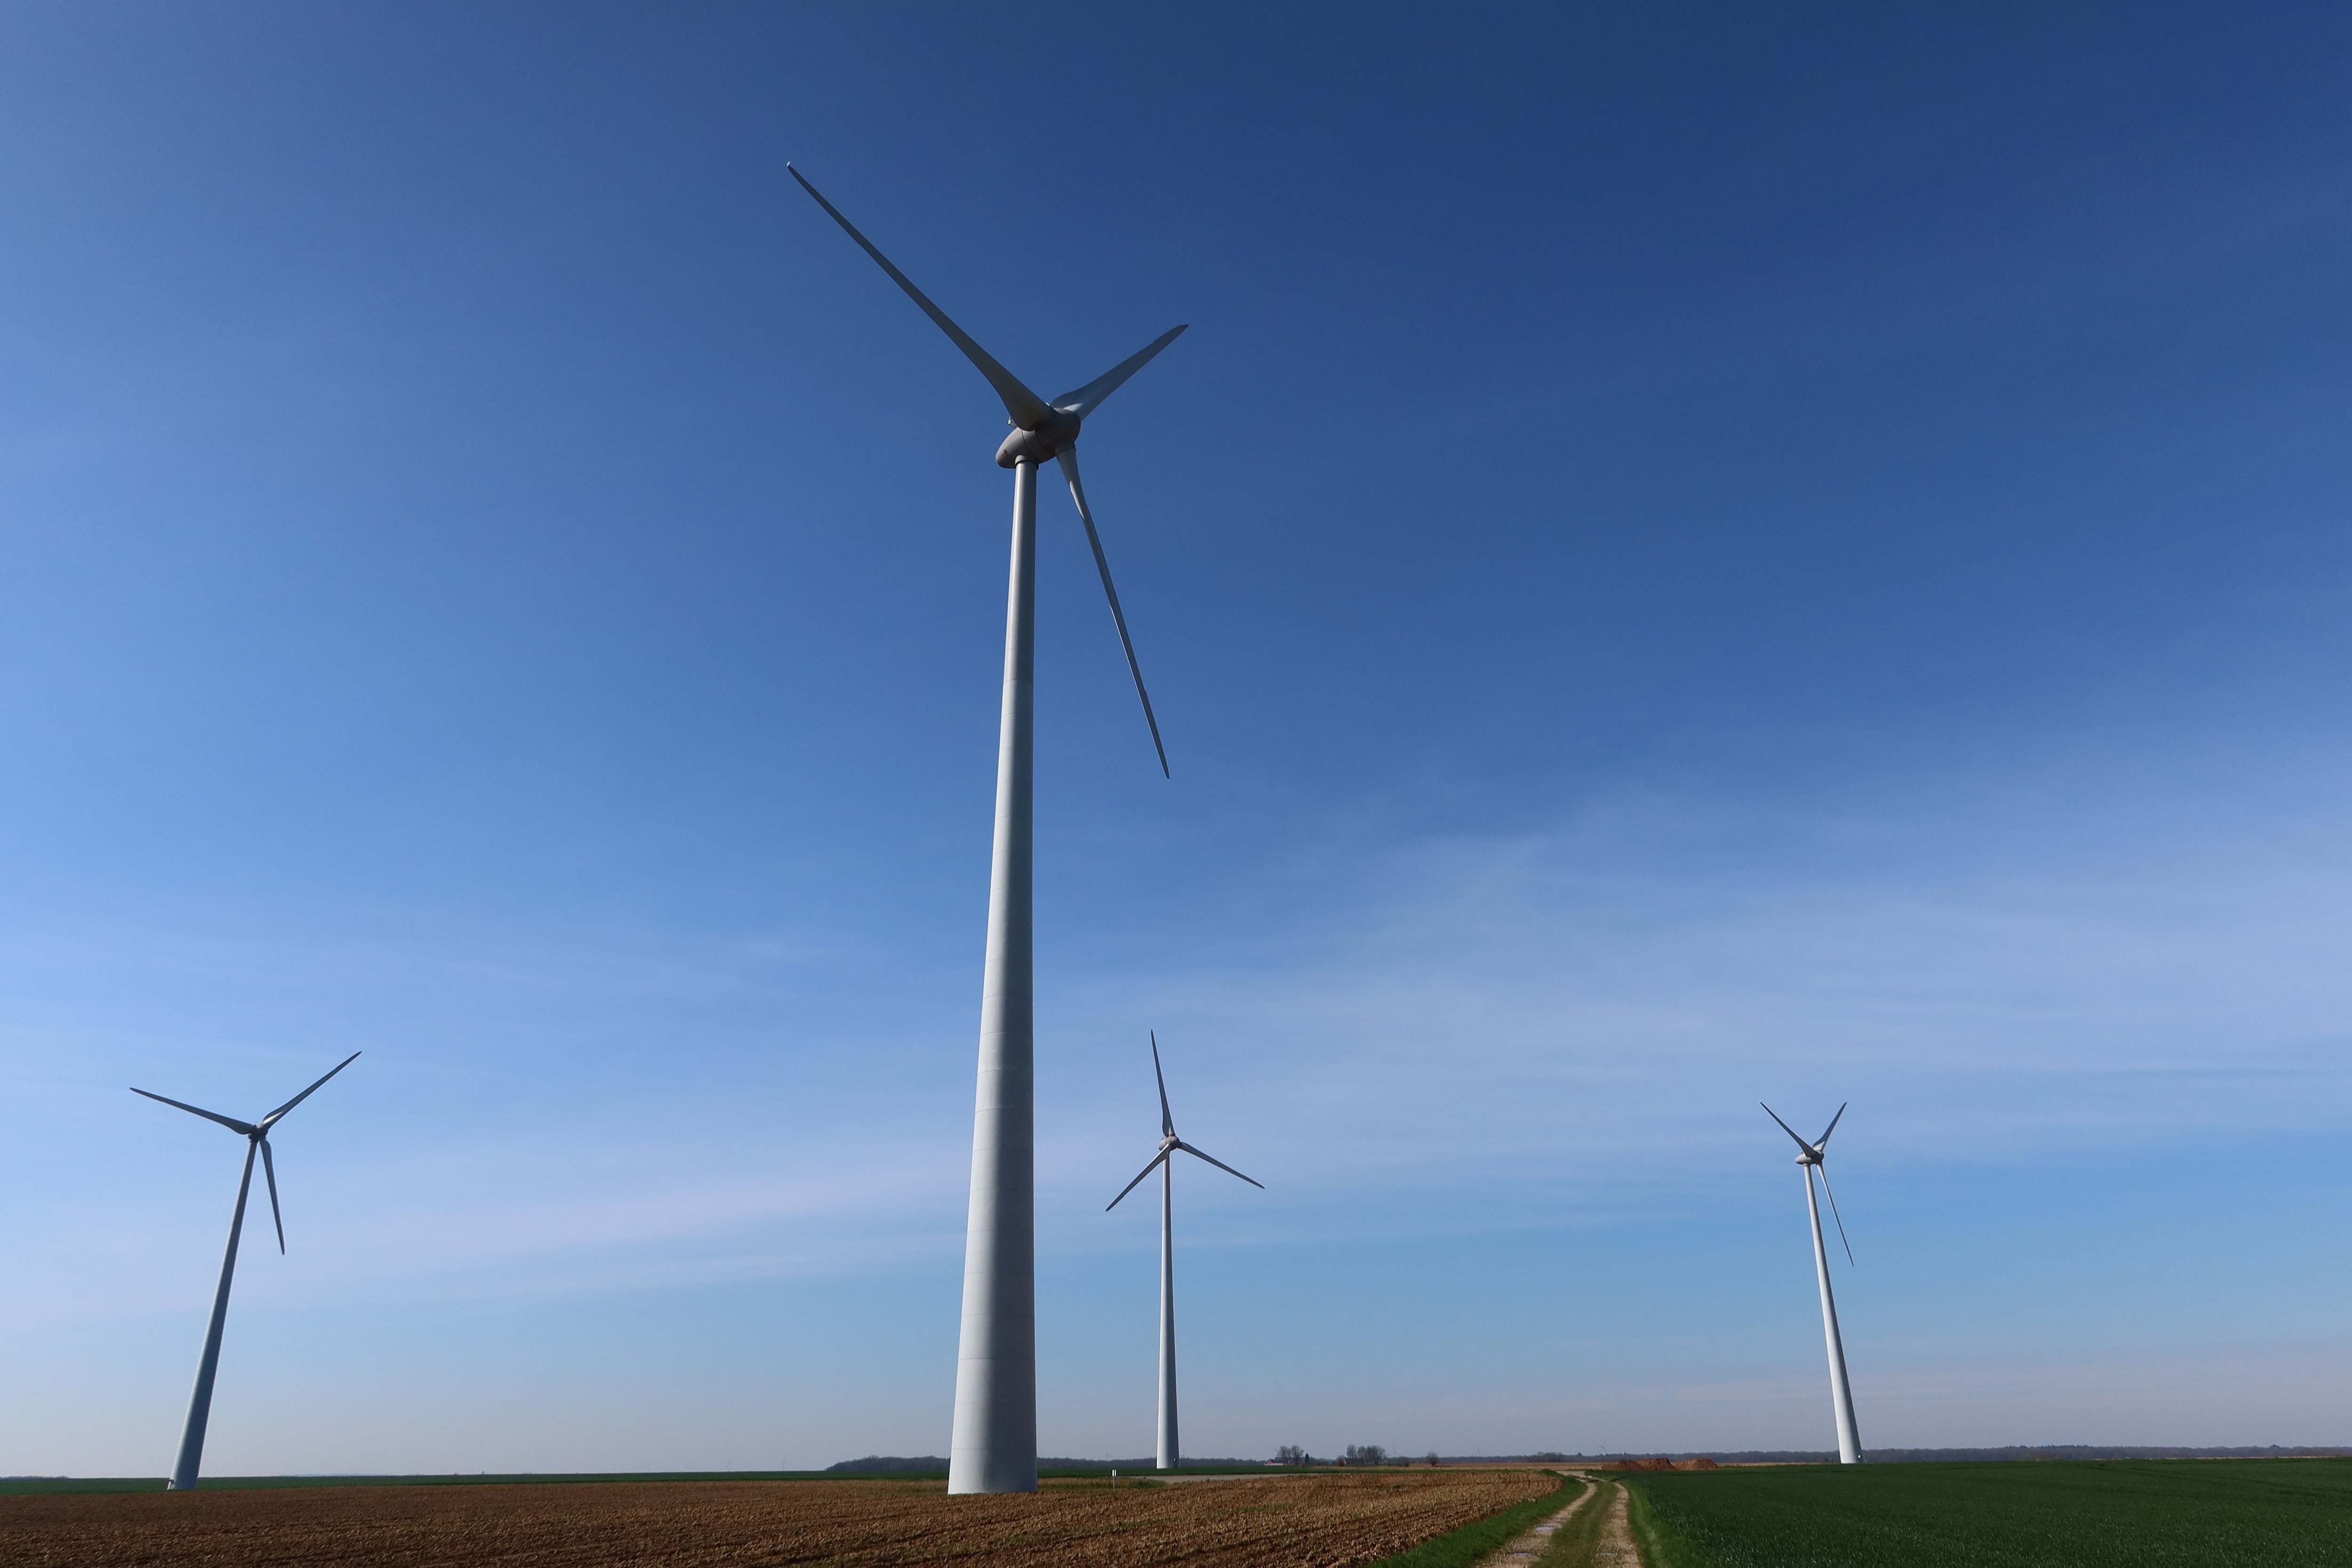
[1270,1444,1391,1466]
[1273,1444,1456,1467]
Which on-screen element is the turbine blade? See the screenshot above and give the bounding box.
[787,165,1052,430]
[1107,1149,1171,1211]
[129,1088,255,1138]
[1058,447,1169,777]
[1817,1165,1855,1266]
[261,1051,360,1129]
[1051,325,1188,418]
[260,1137,286,1254]
[1150,1030,1175,1140]
[1760,1102,1813,1155]
[1817,1102,1848,1149]
[1175,1140,1263,1190]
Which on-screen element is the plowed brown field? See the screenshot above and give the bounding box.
[1,1470,1559,1568]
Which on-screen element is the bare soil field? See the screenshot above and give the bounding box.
[0,1469,1558,1568]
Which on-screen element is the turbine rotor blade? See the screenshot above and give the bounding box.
[260,1137,286,1254]
[786,165,1052,430]
[1051,325,1188,418]
[1149,1030,1175,1140]
[1816,1102,1848,1150]
[1174,1140,1263,1190]
[1760,1102,1813,1155]
[1107,1149,1171,1211]
[129,1088,255,1138]
[261,1051,360,1129]
[1057,447,1169,777]
[1816,1164,1855,1266]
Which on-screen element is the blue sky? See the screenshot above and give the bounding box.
[4,2,2352,1474]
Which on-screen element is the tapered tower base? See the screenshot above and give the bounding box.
[947,459,1040,1496]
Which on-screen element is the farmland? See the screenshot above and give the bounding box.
[1614,1457,2352,1567]
[0,1467,1560,1568]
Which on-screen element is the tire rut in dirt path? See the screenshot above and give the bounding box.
[1480,1476,1596,1567]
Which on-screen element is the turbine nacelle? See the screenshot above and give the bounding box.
[996,410,1082,468]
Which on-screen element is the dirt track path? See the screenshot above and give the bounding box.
[1483,1477,1596,1566]
[1514,1474,1639,1568]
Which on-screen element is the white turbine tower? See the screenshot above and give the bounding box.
[133,1051,360,1490]
[789,166,1182,1495]
[1106,1032,1261,1472]
[1763,1101,1862,1465]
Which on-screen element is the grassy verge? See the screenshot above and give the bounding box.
[1362,1469,1578,1568]
[1612,1457,2352,1567]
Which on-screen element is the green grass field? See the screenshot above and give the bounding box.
[1617,1457,2352,1567]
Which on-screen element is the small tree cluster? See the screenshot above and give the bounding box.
[1274,1444,1311,1466]
[1343,1444,1388,1467]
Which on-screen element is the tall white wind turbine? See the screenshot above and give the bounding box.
[1763,1101,1862,1464]
[789,167,1182,1494]
[1106,1032,1261,1472]
[133,1051,360,1490]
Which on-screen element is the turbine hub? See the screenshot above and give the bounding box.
[995,409,1081,468]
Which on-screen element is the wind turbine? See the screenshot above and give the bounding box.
[1763,1101,1861,1465]
[134,1052,359,1490]
[788,166,1183,1495]
[1106,1031,1261,1472]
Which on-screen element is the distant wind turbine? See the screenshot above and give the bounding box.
[1763,1101,1861,1465]
[134,1052,360,1490]
[789,165,1184,1495]
[1107,1032,1262,1472]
